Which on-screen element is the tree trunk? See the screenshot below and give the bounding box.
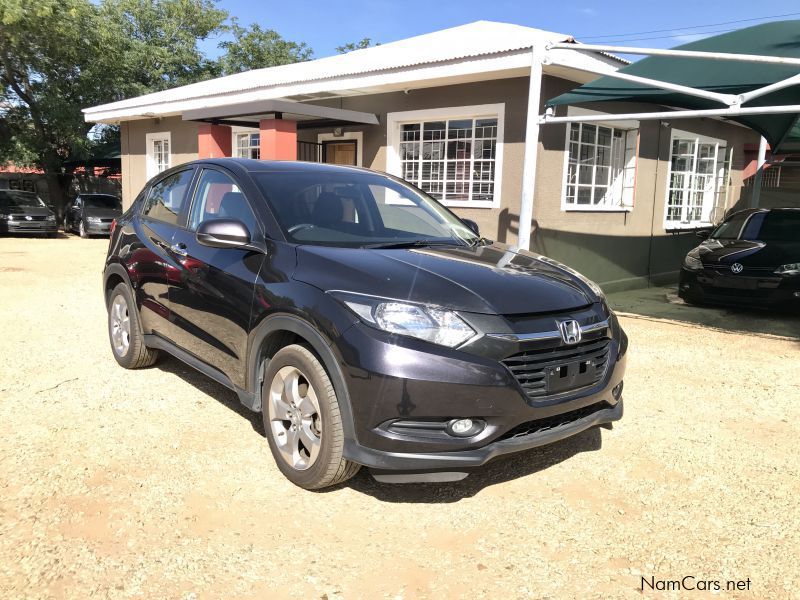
[43,168,67,223]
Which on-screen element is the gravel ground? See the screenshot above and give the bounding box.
[1,236,798,599]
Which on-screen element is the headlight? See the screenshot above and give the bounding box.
[87,216,101,223]
[331,292,475,347]
[46,214,56,222]
[0,214,8,221]
[683,249,703,271]
[775,263,800,276]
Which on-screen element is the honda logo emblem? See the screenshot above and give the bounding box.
[558,320,582,344]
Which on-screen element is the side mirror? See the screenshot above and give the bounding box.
[462,218,480,236]
[696,230,710,240]
[196,219,252,249]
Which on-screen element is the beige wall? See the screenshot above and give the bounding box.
[119,77,758,274]
[120,116,200,207]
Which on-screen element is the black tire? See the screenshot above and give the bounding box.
[107,283,159,369]
[262,344,360,489]
[79,220,88,238]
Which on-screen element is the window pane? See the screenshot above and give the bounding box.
[448,119,473,139]
[422,121,446,140]
[188,169,257,233]
[581,126,596,144]
[142,169,194,225]
[597,127,612,147]
[577,188,591,204]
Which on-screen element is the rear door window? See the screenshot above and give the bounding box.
[141,169,194,225]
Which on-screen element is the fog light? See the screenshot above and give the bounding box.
[450,419,473,434]
[612,381,624,401]
[446,418,485,438]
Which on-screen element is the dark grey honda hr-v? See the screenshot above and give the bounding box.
[104,158,627,489]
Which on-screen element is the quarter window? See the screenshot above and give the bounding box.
[141,169,193,225]
[235,132,261,159]
[563,123,637,210]
[665,130,731,228]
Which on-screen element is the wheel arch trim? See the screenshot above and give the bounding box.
[247,313,357,443]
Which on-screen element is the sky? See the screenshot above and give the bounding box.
[199,1,800,60]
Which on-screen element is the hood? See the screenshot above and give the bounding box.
[698,238,800,268]
[293,242,594,315]
[83,206,122,218]
[2,206,53,217]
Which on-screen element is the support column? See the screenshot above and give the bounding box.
[259,119,297,160]
[517,47,544,251]
[750,136,768,208]
[198,123,232,158]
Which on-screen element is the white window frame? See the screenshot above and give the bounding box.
[560,108,638,212]
[386,104,505,209]
[145,132,171,179]
[231,127,261,159]
[317,131,363,167]
[663,129,730,230]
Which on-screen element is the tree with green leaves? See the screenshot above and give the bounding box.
[217,20,312,75]
[0,0,230,217]
[336,38,378,54]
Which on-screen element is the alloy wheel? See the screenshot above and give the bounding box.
[267,366,322,470]
[109,294,131,357]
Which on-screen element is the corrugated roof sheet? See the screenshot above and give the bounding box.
[85,21,573,116]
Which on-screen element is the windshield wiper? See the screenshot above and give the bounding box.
[362,240,466,250]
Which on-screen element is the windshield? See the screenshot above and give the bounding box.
[710,211,749,240]
[739,210,800,243]
[82,195,120,209]
[254,170,480,248]
[0,190,46,209]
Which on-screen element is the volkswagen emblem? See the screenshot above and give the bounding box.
[558,320,582,345]
[731,263,744,274]
[25,215,32,221]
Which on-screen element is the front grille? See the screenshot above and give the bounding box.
[11,215,46,221]
[99,218,114,223]
[502,337,611,400]
[499,401,613,441]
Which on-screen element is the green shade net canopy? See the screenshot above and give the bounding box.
[547,21,800,153]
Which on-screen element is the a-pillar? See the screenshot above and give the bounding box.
[198,123,232,158]
[259,118,297,160]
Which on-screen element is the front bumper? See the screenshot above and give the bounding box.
[85,221,114,235]
[679,267,800,307]
[335,316,627,471]
[0,221,58,234]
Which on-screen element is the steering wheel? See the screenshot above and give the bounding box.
[288,223,315,234]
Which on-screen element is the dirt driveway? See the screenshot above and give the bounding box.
[1,236,798,599]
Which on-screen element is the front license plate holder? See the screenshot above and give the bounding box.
[546,360,596,394]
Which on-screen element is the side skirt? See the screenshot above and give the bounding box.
[143,334,259,412]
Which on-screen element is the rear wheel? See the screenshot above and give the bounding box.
[107,283,159,369]
[262,344,360,489]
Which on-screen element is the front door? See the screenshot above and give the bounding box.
[168,167,265,388]
[323,141,357,166]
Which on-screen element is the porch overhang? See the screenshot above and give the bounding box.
[182,99,379,130]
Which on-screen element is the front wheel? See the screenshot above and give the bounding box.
[262,345,360,489]
[79,220,88,238]
[107,283,159,369]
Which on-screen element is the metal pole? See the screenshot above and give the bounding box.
[540,104,800,125]
[751,136,767,208]
[546,42,800,67]
[517,47,543,251]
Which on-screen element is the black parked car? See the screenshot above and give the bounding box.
[679,208,800,308]
[0,190,58,236]
[103,159,627,489]
[64,193,122,237]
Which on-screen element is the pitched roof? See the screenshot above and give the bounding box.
[84,21,624,123]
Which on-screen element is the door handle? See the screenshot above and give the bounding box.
[171,242,188,257]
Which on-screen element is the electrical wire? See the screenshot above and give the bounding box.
[576,11,800,42]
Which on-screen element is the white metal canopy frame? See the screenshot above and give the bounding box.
[513,41,800,250]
